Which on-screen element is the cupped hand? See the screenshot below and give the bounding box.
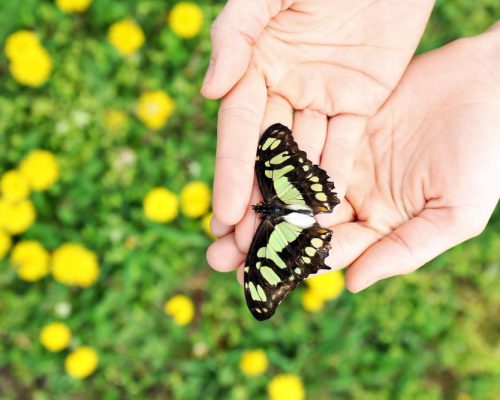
[207,26,500,292]
[203,0,435,227]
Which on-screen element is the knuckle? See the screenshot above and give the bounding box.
[218,106,260,127]
[215,154,252,170]
[388,231,414,258]
[386,232,420,274]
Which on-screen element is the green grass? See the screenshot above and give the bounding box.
[0,1,499,399]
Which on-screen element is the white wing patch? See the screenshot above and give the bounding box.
[283,212,315,228]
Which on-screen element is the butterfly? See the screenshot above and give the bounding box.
[244,123,340,321]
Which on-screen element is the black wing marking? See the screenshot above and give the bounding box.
[244,219,332,321]
[255,123,340,212]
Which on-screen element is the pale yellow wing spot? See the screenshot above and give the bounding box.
[305,247,315,257]
[315,192,327,201]
[262,137,276,150]
[311,238,323,248]
[270,139,281,150]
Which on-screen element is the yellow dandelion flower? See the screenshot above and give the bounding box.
[11,240,49,282]
[19,150,60,191]
[168,2,203,39]
[108,19,145,56]
[9,46,52,87]
[306,270,344,301]
[0,231,11,259]
[56,0,92,13]
[4,30,41,60]
[143,187,178,223]
[40,322,71,352]
[268,374,305,400]
[0,198,36,235]
[164,294,194,326]
[201,211,214,238]
[180,181,211,218]
[104,109,127,131]
[301,288,325,313]
[51,243,99,287]
[0,170,30,202]
[65,347,99,378]
[136,90,174,130]
[240,349,268,377]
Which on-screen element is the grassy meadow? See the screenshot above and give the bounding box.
[0,0,499,399]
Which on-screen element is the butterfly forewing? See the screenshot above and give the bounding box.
[255,124,340,212]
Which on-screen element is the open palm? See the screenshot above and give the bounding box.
[203,0,435,225]
[207,29,500,291]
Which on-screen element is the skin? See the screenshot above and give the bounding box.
[206,26,500,292]
[202,0,436,226]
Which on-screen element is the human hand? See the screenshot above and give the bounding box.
[207,26,500,292]
[203,0,435,227]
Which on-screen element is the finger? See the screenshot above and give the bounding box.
[213,68,267,226]
[261,94,293,131]
[345,207,479,293]
[235,181,262,254]
[206,233,246,272]
[210,215,234,238]
[324,222,382,270]
[316,200,356,227]
[320,114,367,199]
[234,95,294,253]
[236,264,244,286]
[201,0,283,99]
[292,109,328,163]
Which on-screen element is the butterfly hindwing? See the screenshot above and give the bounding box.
[244,219,333,321]
[256,123,340,211]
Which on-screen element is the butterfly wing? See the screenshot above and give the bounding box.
[255,123,340,211]
[244,219,333,321]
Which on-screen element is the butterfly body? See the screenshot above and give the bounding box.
[252,202,312,218]
[244,123,340,321]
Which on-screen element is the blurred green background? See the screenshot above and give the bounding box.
[0,0,499,399]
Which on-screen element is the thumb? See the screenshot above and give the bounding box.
[201,0,285,99]
[345,207,486,292]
